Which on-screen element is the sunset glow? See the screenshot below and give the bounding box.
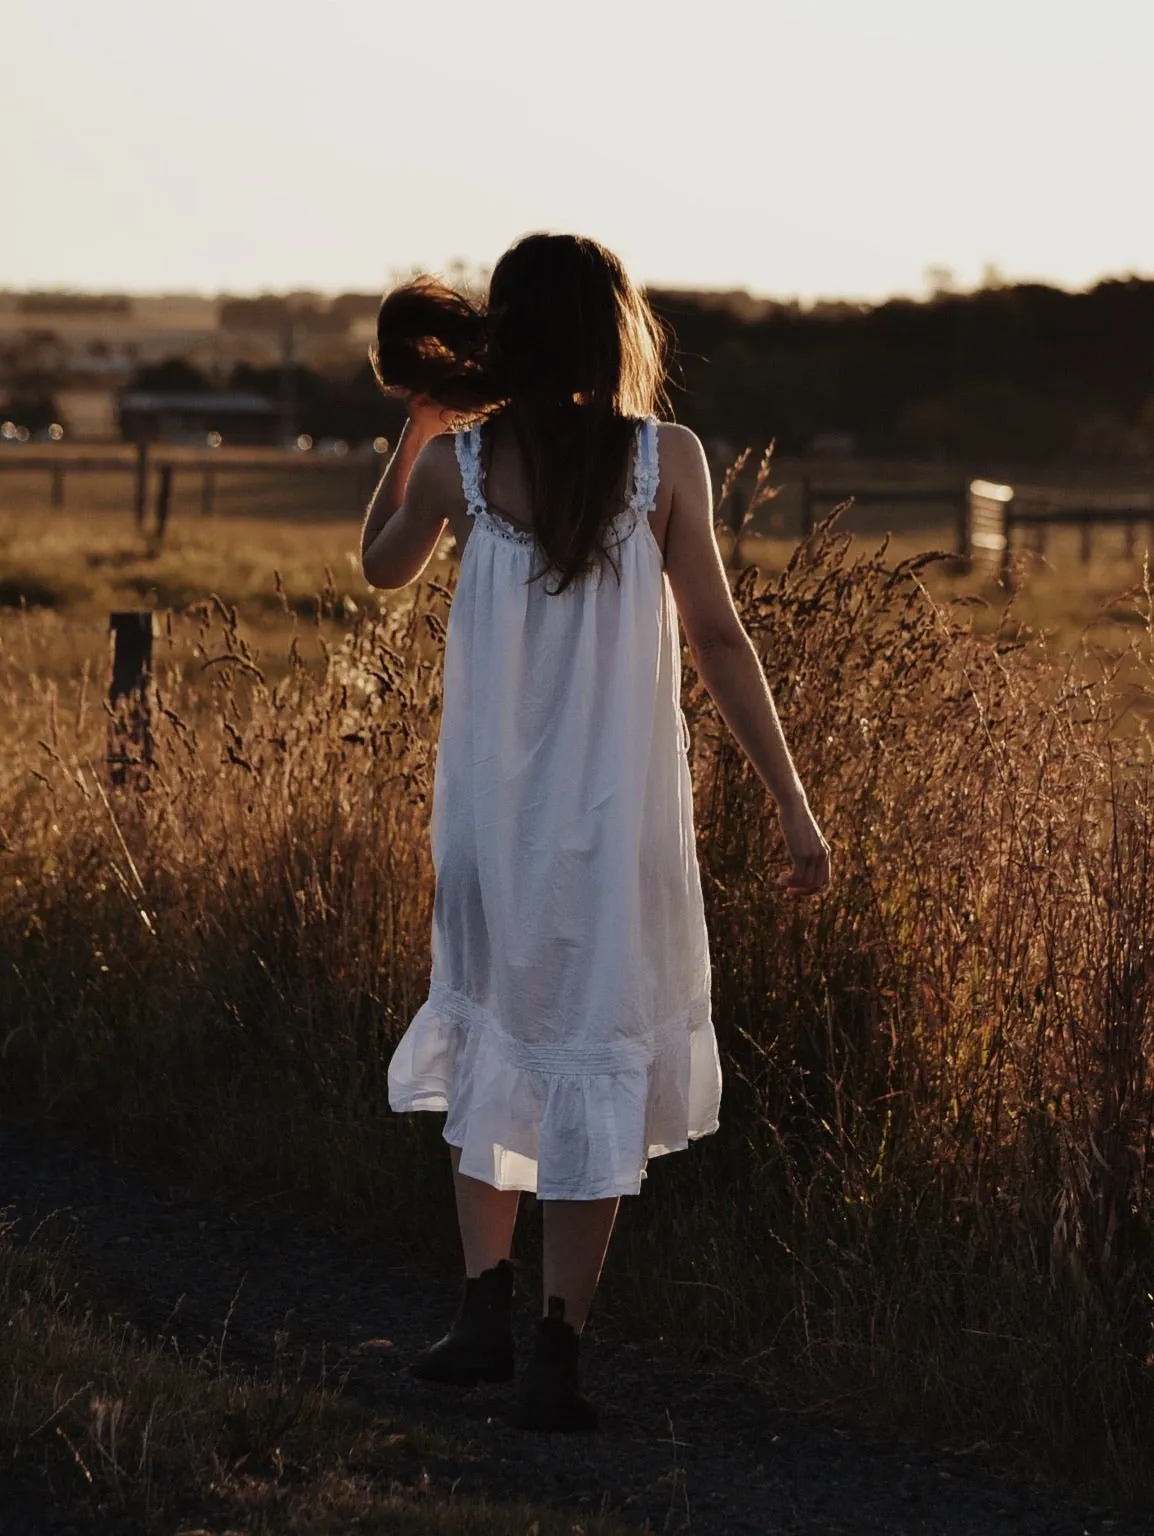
[4,0,1151,300]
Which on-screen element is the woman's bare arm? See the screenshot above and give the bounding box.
[361,399,453,590]
[661,424,831,896]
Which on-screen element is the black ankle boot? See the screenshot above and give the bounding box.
[514,1296,598,1432]
[409,1259,515,1387]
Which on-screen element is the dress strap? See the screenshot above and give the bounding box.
[454,425,487,518]
[459,417,657,523]
[626,415,660,518]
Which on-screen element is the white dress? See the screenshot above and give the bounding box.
[387,414,721,1199]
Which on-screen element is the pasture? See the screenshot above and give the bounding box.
[2,456,1154,1528]
[2,455,1151,681]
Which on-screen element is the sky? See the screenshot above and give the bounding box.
[3,0,1152,304]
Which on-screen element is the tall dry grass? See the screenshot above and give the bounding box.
[2,500,1153,1504]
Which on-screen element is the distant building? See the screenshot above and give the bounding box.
[57,386,119,440]
[0,290,377,380]
[118,389,278,446]
[0,292,223,373]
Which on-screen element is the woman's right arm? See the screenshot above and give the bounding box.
[661,424,831,897]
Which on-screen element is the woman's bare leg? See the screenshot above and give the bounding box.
[450,1145,521,1276]
[541,1197,620,1331]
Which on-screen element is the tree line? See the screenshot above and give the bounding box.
[651,276,1154,465]
[7,278,1152,465]
[235,276,1154,464]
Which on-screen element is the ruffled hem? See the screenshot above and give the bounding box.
[387,980,721,1200]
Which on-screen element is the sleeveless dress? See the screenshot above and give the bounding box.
[387,414,721,1199]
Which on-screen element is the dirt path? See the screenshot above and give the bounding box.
[1,1119,1147,1536]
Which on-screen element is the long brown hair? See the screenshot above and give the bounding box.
[371,233,672,593]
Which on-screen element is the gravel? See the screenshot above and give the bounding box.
[1,1118,1149,1536]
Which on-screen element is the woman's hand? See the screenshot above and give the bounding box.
[405,392,454,439]
[777,798,832,898]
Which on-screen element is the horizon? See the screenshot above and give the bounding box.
[4,266,1151,310]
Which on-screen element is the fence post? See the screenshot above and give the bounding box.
[1125,518,1136,559]
[201,467,216,516]
[955,484,969,561]
[108,611,156,790]
[1080,520,1092,565]
[51,464,65,510]
[154,465,174,542]
[1000,497,1015,584]
[800,476,814,539]
[133,443,149,529]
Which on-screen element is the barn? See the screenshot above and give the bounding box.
[118,390,279,446]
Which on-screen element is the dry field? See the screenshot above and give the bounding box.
[2,470,1151,689]
[3,458,1154,1527]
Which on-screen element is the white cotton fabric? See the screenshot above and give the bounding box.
[387,415,721,1199]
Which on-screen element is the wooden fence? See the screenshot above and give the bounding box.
[964,480,1154,579]
[0,443,383,537]
[8,445,1152,579]
[800,477,969,550]
[800,474,1154,576]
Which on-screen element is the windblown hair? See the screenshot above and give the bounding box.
[371,233,672,593]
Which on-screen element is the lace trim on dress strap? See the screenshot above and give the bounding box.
[458,417,657,543]
[627,414,660,518]
[454,426,486,518]
[477,508,535,544]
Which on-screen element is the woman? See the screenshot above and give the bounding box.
[361,233,830,1432]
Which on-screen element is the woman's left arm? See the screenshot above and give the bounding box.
[361,397,454,590]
